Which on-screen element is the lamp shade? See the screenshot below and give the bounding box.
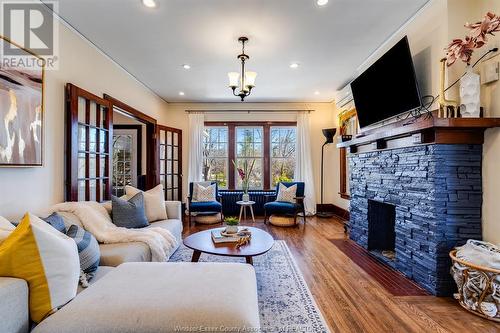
[244,71,257,88]
[228,72,240,88]
[322,128,337,144]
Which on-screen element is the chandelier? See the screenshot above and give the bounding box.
[228,37,257,101]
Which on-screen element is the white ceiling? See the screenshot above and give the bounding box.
[47,0,429,103]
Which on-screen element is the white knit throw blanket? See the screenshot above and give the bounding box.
[51,201,177,262]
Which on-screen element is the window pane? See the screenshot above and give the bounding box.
[235,158,262,189]
[203,126,228,188]
[78,125,86,151]
[235,127,263,189]
[203,158,227,188]
[271,127,297,187]
[89,102,97,127]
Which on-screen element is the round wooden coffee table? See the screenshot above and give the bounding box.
[183,227,274,265]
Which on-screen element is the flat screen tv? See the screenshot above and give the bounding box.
[351,36,422,129]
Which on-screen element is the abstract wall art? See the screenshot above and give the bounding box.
[0,36,44,166]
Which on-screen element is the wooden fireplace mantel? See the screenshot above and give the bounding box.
[336,111,500,153]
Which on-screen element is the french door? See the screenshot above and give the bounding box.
[158,125,182,201]
[65,84,113,201]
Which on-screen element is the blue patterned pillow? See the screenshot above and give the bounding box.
[112,193,149,228]
[42,212,66,233]
[66,224,100,287]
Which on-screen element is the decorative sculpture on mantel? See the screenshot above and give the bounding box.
[438,58,459,118]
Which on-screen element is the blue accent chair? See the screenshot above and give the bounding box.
[263,182,306,225]
[188,182,223,225]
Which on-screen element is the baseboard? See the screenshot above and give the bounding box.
[317,204,350,221]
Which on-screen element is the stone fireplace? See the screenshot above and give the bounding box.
[349,144,482,296]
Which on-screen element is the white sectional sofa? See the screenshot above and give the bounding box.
[0,201,261,333]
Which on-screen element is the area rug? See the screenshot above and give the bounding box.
[170,240,330,333]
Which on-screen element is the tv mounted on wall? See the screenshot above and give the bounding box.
[351,36,422,129]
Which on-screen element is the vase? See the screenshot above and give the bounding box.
[460,65,481,118]
[242,193,250,202]
[225,225,239,234]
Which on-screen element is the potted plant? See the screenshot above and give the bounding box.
[224,216,239,234]
[232,159,255,202]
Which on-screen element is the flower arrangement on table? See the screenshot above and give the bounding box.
[232,159,255,197]
[445,11,500,66]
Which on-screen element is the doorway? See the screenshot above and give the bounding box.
[104,94,157,192]
[112,111,145,196]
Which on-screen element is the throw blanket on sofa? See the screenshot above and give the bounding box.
[51,202,177,262]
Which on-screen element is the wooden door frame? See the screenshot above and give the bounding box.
[103,94,158,190]
[157,125,183,200]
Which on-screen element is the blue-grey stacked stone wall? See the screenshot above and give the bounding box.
[349,144,482,296]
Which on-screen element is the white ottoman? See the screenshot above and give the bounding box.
[34,262,260,333]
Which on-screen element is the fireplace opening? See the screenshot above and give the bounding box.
[367,200,396,261]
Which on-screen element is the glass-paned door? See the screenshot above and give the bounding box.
[66,84,112,201]
[158,125,182,201]
[112,129,139,197]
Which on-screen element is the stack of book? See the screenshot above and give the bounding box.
[211,229,251,244]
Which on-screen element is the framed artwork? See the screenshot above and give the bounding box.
[0,36,45,167]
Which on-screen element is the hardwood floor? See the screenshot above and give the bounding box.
[182,216,500,333]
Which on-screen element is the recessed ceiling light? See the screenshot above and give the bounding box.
[179,91,185,96]
[142,0,157,8]
[314,91,320,95]
[290,63,299,69]
[182,64,191,69]
[317,0,328,6]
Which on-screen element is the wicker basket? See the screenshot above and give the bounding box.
[449,249,500,322]
[269,215,296,227]
[193,213,222,225]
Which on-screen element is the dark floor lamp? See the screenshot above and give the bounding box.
[317,128,337,218]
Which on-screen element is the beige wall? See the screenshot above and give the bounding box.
[0,17,169,220]
[477,0,500,245]
[165,102,346,209]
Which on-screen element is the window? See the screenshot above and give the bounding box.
[204,122,296,190]
[203,127,228,188]
[235,127,263,189]
[270,127,296,187]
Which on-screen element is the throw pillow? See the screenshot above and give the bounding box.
[66,224,100,288]
[276,183,297,203]
[192,181,212,201]
[193,183,216,202]
[42,212,66,233]
[125,184,167,222]
[0,213,80,323]
[112,193,149,228]
[0,216,15,242]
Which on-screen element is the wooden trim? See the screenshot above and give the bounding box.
[263,125,271,190]
[337,110,500,153]
[104,94,157,124]
[339,147,351,200]
[113,124,143,176]
[228,124,236,189]
[104,95,157,190]
[205,121,296,126]
[317,203,350,221]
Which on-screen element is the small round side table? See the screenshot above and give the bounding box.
[236,200,256,223]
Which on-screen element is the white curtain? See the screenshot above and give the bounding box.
[187,112,205,184]
[295,111,317,215]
